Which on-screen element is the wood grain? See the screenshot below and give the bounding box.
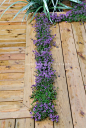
[0,119,15,128]
[0,53,25,60]
[59,22,86,128]
[0,60,25,66]
[0,29,26,35]
[71,22,86,91]
[0,101,31,119]
[0,47,25,54]
[0,65,25,73]
[0,73,24,81]
[50,23,73,128]
[0,90,23,101]
[0,80,24,90]
[0,43,26,48]
[0,25,26,29]
[23,14,36,109]
[0,22,26,25]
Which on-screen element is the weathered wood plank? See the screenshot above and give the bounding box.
[0,43,26,48]
[0,29,26,35]
[0,53,25,60]
[25,118,34,128]
[84,22,86,31]
[35,117,53,128]
[0,90,23,101]
[23,14,36,109]
[0,60,25,66]
[0,10,26,14]
[0,65,25,73]
[50,24,73,128]
[0,2,26,6]
[0,34,26,39]
[0,80,24,90]
[71,22,86,91]
[0,73,24,81]
[0,6,26,11]
[15,118,34,128]
[0,39,26,42]
[0,25,26,29]
[0,22,26,25]
[0,47,25,54]
[15,118,26,128]
[0,101,31,119]
[59,22,86,128]
[0,14,26,21]
[0,119,15,128]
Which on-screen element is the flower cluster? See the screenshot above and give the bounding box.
[29,1,86,123]
[29,13,59,123]
[49,1,86,24]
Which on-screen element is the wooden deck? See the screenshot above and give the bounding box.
[0,0,86,128]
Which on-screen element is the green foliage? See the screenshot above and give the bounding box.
[0,0,83,22]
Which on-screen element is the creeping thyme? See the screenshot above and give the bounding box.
[29,1,86,123]
[29,13,59,123]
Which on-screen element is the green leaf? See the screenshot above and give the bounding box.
[13,2,36,20]
[69,0,82,4]
[0,0,7,7]
[43,0,52,23]
[0,1,28,19]
[58,2,73,9]
[22,9,34,22]
[50,6,73,10]
[30,6,43,23]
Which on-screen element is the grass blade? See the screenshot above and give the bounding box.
[69,0,82,4]
[0,1,28,19]
[13,2,36,20]
[0,0,7,7]
[30,6,43,23]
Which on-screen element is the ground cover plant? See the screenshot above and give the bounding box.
[29,1,86,123]
[0,0,86,123]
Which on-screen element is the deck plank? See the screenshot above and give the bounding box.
[59,22,86,128]
[0,72,24,81]
[0,34,26,39]
[23,14,36,109]
[0,60,25,66]
[15,118,34,128]
[0,90,23,101]
[0,29,26,35]
[84,22,86,31]
[50,24,73,128]
[25,118,34,128]
[0,101,31,119]
[0,39,26,42]
[0,47,25,54]
[0,14,26,22]
[35,117,53,128]
[0,53,25,60]
[0,25,26,29]
[15,118,26,128]
[0,22,26,25]
[0,119,15,128]
[0,65,25,73]
[0,81,24,90]
[0,43,26,48]
[71,22,86,91]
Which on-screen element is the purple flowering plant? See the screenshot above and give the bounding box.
[29,1,86,123]
[29,13,59,123]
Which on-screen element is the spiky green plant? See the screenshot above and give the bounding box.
[0,0,83,22]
